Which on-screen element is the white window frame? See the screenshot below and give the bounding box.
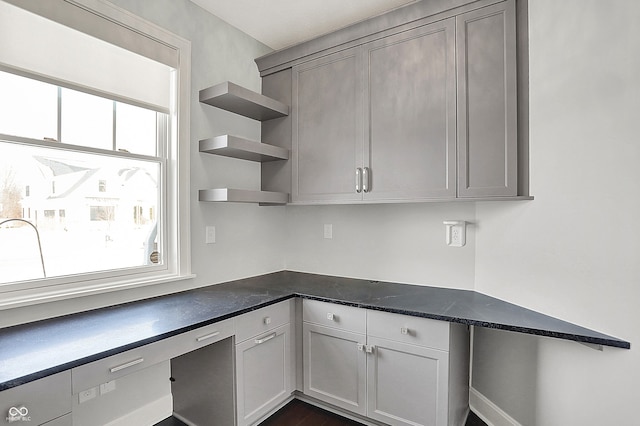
[0,0,192,309]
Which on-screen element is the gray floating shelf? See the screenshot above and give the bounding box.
[199,82,289,121]
[198,188,288,205]
[199,135,289,162]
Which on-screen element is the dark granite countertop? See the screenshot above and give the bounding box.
[0,271,630,391]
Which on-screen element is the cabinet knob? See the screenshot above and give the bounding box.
[263,316,271,325]
[357,343,365,351]
[400,327,409,335]
[365,345,375,354]
[326,313,335,321]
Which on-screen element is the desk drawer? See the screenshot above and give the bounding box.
[0,371,71,425]
[72,318,234,394]
[367,310,450,351]
[303,299,366,334]
[236,300,291,343]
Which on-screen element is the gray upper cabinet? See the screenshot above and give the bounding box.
[265,0,525,204]
[456,1,518,197]
[364,18,456,201]
[292,48,364,203]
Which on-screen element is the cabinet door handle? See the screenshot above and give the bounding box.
[362,167,370,193]
[110,358,144,373]
[196,331,220,342]
[356,168,362,193]
[255,332,277,345]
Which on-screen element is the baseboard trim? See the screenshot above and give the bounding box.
[294,393,385,426]
[105,393,172,426]
[469,387,522,426]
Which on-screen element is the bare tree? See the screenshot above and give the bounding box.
[0,167,22,219]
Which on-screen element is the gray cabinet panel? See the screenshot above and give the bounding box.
[457,0,518,197]
[367,336,449,426]
[364,19,456,201]
[303,323,367,415]
[0,372,71,426]
[292,48,364,203]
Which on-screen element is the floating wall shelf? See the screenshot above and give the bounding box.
[200,135,289,162]
[199,82,289,121]
[198,189,288,205]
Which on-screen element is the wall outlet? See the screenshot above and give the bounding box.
[205,226,216,244]
[79,387,97,404]
[99,380,116,395]
[444,221,466,247]
[323,224,333,239]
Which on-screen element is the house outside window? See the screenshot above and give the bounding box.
[0,0,191,306]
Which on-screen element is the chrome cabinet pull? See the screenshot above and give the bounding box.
[110,358,144,373]
[356,168,362,193]
[255,332,277,345]
[362,167,370,193]
[196,331,220,342]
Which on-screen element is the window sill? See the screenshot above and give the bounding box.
[0,273,196,311]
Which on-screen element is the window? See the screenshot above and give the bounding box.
[0,0,191,306]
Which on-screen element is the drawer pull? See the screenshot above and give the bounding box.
[255,332,277,345]
[196,331,220,342]
[110,358,144,373]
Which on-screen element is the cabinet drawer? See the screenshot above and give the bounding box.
[367,310,450,351]
[72,318,234,394]
[0,371,71,425]
[172,317,235,357]
[236,300,292,343]
[303,299,366,334]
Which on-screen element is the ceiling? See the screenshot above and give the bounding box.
[189,0,417,51]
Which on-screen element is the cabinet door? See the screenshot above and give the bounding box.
[303,323,366,415]
[364,19,456,201]
[236,324,292,426]
[292,47,364,203]
[366,336,449,426]
[456,0,517,197]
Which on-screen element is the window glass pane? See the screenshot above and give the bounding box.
[0,71,58,140]
[0,140,161,284]
[61,88,113,149]
[116,103,157,156]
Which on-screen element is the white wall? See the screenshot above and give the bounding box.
[286,202,476,289]
[473,1,640,424]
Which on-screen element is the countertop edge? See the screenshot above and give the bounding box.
[0,273,630,391]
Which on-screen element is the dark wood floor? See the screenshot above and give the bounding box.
[262,399,488,426]
[156,399,488,426]
[261,399,364,426]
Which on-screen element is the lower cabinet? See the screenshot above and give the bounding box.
[0,371,71,426]
[303,300,470,426]
[235,300,294,426]
[303,323,367,415]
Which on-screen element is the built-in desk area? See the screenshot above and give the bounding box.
[0,271,630,425]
